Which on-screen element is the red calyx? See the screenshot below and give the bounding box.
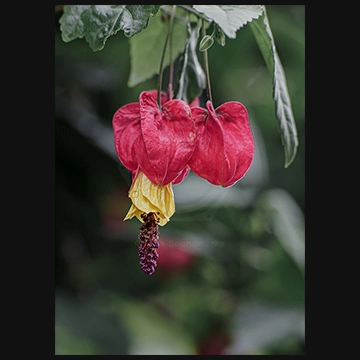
[112,91,196,186]
[189,100,254,187]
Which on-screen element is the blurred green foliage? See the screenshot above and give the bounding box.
[55,5,304,355]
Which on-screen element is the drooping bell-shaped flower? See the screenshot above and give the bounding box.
[189,100,254,187]
[113,91,196,186]
[112,90,195,275]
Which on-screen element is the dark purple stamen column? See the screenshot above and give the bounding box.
[138,212,160,275]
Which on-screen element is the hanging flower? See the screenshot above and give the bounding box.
[112,90,195,275]
[189,100,254,188]
[113,90,196,185]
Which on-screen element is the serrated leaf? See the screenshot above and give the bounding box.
[59,5,160,51]
[128,12,187,88]
[123,5,160,37]
[80,6,127,51]
[175,21,206,104]
[249,8,298,167]
[193,5,264,39]
[59,5,92,42]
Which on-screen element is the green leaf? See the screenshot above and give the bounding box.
[192,5,264,39]
[258,189,305,275]
[249,8,298,167]
[79,6,127,51]
[175,22,206,103]
[59,5,91,42]
[59,5,160,51]
[128,11,187,88]
[123,5,160,37]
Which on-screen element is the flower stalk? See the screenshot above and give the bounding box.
[202,19,213,103]
[157,5,177,107]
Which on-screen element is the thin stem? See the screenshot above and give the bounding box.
[157,5,177,108]
[160,6,186,26]
[168,26,174,101]
[168,9,174,101]
[202,19,213,103]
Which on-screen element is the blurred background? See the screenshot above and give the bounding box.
[55,5,305,355]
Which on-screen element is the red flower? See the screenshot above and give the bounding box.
[189,100,254,187]
[112,90,196,275]
[113,90,196,186]
[156,237,197,276]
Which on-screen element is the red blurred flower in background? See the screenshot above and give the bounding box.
[156,237,198,277]
[197,330,232,355]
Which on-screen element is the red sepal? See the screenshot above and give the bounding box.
[189,100,254,187]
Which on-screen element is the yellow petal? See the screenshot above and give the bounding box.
[124,171,175,226]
